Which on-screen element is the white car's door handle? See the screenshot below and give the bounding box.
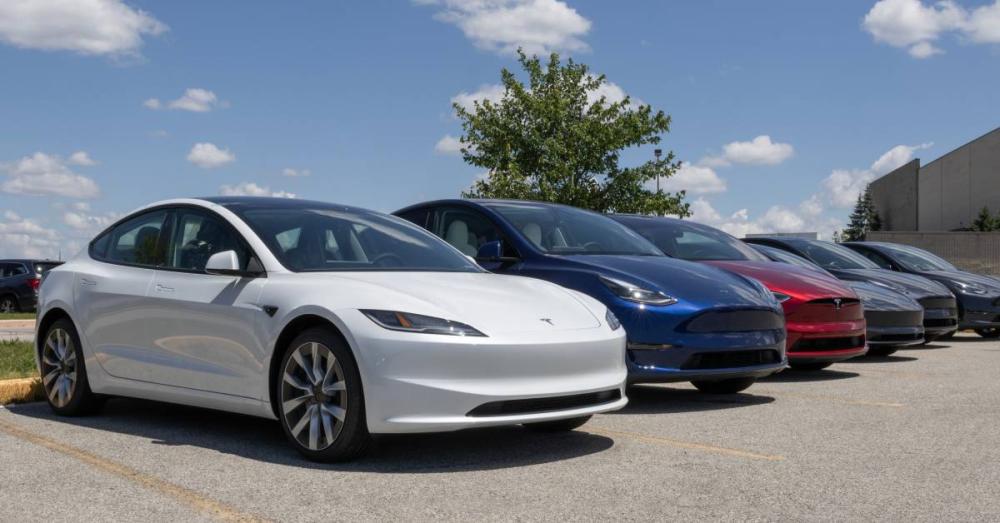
[80,278,97,287]
[155,284,174,293]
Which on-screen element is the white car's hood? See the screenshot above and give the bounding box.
[290,271,602,335]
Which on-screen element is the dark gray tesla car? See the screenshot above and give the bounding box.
[843,242,1000,338]
[743,237,958,341]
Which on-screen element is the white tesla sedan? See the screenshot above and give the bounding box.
[36,197,627,461]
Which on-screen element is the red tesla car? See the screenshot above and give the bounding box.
[612,215,867,370]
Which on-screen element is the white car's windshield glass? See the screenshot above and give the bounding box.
[796,240,880,270]
[620,218,767,261]
[486,203,663,256]
[238,208,481,272]
[877,244,956,271]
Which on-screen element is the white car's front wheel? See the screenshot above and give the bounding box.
[41,318,103,416]
[278,328,370,462]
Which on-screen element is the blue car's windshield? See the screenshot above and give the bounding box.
[877,244,956,272]
[236,207,482,272]
[486,202,663,256]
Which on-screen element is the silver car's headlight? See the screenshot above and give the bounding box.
[599,276,677,306]
[605,308,622,331]
[954,281,988,295]
[361,310,486,337]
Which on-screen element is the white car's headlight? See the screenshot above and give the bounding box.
[605,308,622,331]
[361,310,486,337]
[599,276,677,306]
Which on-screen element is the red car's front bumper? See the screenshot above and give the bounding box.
[784,301,867,363]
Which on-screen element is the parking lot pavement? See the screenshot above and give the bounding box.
[3,334,1000,522]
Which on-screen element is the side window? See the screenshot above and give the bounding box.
[860,249,893,269]
[0,263,11,278]
[166,209,252,272]
[9,264,28,277]
[433,208,501,256]
[105,210,170,266]
[397,208,429,229]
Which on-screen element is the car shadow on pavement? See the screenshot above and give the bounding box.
[902,343,949,350]
[5,398,613,473]
[608,385,774,415]
[838,355,918,364]
[760,368,860,382]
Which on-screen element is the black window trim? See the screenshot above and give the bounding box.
[88,204,266,278]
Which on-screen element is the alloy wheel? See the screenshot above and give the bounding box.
[41,328,78,408]
[0,297,15,313]
[280,342,348,451]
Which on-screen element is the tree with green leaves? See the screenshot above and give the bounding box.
[842,184,881,241]
[973,206,998,231]
[454,50,690,217]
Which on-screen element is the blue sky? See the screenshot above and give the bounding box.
[1,0,999,258]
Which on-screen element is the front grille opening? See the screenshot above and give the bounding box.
[684,310,784,333]
[680,349,781,370]
[466,389,621,417]
[919,297,957,310]
[792,335,865,352]
[870,333,923,342]
[925,318,958,328]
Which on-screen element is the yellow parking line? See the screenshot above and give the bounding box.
[588,427,784,461]
[757,390,904,408]
[0,418,266,523]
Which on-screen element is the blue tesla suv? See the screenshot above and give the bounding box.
[394,200,787,394]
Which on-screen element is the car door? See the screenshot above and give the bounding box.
[143,207,269,398]
[77,209,168,382]
[428,206,519,273]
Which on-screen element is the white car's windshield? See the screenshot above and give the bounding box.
[486,202,663,256]
[237,207,482,272]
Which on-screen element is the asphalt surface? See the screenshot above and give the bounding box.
[3,333,1000,522]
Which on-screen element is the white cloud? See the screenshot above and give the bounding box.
[822,142,932,208]
[863,0,1000,58]
[63,209,119,233]
[67,151,96,166]
[799,194,824,217]
[281,168,311,177]
[0,0,166,57]
[451,84,506,112]
[145,88,222,112]
[0,210,61,259]
[687,197,841,240]
[704,135,795,167]
[417,0,592,56]
[2,152,100,198]
[187,143,235,169]
[660,163,727,195]
[435,135,464,155]
[219,182,295,199]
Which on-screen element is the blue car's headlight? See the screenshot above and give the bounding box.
[361,310,486,337]
[605,308,622,331]
[599,276,677,306]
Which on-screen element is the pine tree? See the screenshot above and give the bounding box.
[843,184,880,241]
[973,206,996,231]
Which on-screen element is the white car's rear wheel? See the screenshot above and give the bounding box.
[278,328,369,462]
[41,318,102,415]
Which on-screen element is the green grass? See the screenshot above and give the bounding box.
[0,340,38,380]
[0,312,36,321]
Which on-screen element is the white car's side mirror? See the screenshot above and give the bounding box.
[205,250,242,276]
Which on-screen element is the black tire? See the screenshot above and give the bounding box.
[277,327,370,462]
[0,295,18,313]
[867,346,898,357]
[40,318,103,416]
[524,415,592,432]
[788,361,832,371]
[691,377,756,394]
[974,328,1000,339]
[931,330,956,341]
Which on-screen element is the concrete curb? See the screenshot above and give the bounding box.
[0,377,43,405]
[0,319,35,329]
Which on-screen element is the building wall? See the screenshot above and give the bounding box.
[870,159,919,231]
[866,231,1000,275]
[916,127,1000,231]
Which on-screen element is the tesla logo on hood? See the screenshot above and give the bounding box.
[540,318,555,326]
[833,298,842,310]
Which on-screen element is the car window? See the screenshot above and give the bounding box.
[8,264,27,277]
[235,207,480,272]
[855,248,894,269]
[875,244,956,272]
[795,240,880,270]
[166,209,253,272]
[621,219,765,261]
[396,208,429,229]
[0,263,12,278]
[432,207,501,257]
[105,210,170,266]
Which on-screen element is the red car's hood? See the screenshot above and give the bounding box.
[703,260,858,301]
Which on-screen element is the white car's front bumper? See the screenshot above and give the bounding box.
[347,315,628,434]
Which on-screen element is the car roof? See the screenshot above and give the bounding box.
[396,198,594,213]
[197,196,370,214]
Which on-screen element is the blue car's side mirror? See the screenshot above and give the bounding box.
[475,240,520,264]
